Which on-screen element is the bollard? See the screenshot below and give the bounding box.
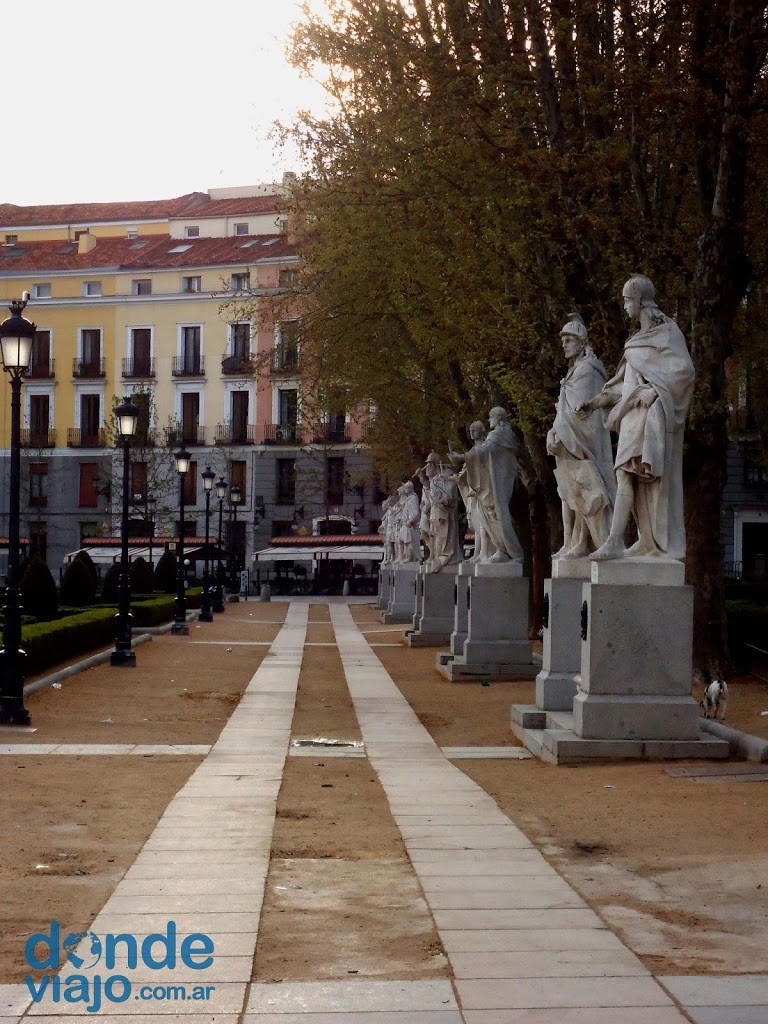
[259,583,271,602]
[342,580,350,597]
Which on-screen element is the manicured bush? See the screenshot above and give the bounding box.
[19,556,58,622]
[153,550,177,593]
[59,557,97,607]
[73,549,100,591]
[129,556,154,594]
[101,563,121,603]
[23,608,116,676]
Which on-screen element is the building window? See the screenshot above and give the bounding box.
[132,279,152,296]
[234,223,249,235]
[175,520,198,538]
[32,283,51,299]
[184,225,200,238]
[182,461,198,506]
[83,281,102,297]
[231,391,250,444]
[29,522,47,562]
[326,456,345,507]
[29,395,51,445]
[4,234,17,245]
[231,323,250,360]
[744,454,768,487]
[278,388,298,429]
[271,520,293,538]
[129,328,152,375]
[131,392,151,444]
[29,463,48,508]
[276,459,296,505]
[79,463,100,507]
[79,522,99,546]
[230,272,250,291]
[30,330,52,377]
[279,269,298,289]
[181,391,201,444]
[180,326,202,374]
[230,459,247,496]
[74,230,89,242]
[182,275,201,293]
[131,461,148,502]
[80,394,101,445]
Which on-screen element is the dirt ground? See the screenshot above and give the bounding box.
[0,603,285,980]
[2,597,766,986]
[351,602,768,975]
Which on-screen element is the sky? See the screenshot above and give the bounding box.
[4,0,333,206]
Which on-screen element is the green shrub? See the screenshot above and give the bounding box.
[19,557,58,621]
[153,550,177,593]
[23,608,116,676]
[73,549,100,591]
[101,563,121,603]
[129,556,154,594]
[59,557,97,606]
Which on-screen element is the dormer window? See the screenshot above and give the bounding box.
[234,223,249,236]
[184,226,200,238]
[32,283,52,299]
[231,272,250,291]
[132,279,152,296]
[4,234,17,245]
[127,228,138,240]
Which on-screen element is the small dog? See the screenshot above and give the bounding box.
[701,678,728,720]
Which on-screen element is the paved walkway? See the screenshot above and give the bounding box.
[3,600,766,1023]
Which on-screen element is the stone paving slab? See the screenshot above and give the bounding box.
[449,949,649,978]
[432,909,606,931]
[456,977,675,1010]
[441,747,532,759]
[659,975,768,1005]
[0,984,29,1015]
[26,981,247,1015]
[461,1010,689,1023]
[683,1009,768,1024]
[245,979,459,1014]
[28,1018,238,1024]
[425,888,587,911]
[243,1014,463,1023]
[438,929,627,954]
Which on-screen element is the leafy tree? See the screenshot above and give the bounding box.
[20,557,58,622]
[281,0,768,667]
[60,557,97,607]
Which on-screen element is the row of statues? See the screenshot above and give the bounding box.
[380,274,695,568]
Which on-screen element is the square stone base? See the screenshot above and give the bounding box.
[438,652,540,682]
[537,575,586,711]
[381,563,419,623]
[407,567,459,647]
[510,705,730,764]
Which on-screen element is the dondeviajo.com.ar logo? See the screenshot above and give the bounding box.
[24,921,216,1014]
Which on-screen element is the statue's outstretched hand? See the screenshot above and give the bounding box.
[575,400,593,420]
[635,387,658,409]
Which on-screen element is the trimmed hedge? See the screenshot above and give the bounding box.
[130,556,154,594]
[73,549,100,590]
[20,556,59,621]
[101,563,121,604]
[153,550,177,593]
[21,589,205,676]
[60,557,97,607]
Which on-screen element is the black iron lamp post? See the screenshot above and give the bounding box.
[213,476,227,612]
[0,296,35,725]
[199,465,216,622]
[229,482,243,599]
[172,446,191,635]
[110,398,140,666]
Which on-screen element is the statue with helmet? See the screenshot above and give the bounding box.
[546,312,616,558]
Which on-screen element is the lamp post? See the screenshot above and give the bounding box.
[199,465,216,622]
[0,296,35,725]
[110,397,139,666]
[172,446,191,635]
[213,476,227,612]
[229,482,243,599]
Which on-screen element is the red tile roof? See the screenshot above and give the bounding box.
[181,195,285,219]
[0,233,297,273]
[0,193,210,228]
[270,535,383,546]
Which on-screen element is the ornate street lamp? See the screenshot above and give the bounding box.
[199,465,216,622]
[213,476,227,612]
[0,296,35,724]
[172,446,191,635]
[229,482,243,599]
[110,397,139,666]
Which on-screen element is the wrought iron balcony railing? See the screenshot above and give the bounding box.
[214,423,256,446]
[72,357,106,378]
[67,428,108,448]
[21,428,56,448]
[221,354,256,376]
[167,426,207,447]
[263,423,299,445]
[310,426,351,444]
[26,358,55,379]
[172,355,205,377]
[122,357,156,378]
[271,349,300,374]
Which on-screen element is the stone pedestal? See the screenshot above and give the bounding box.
[437,562,536,681]
[406,565,459,647]
[535,558,590,711]
[511,557,729,763]
[381,562,419,623]
[376,565,393,610]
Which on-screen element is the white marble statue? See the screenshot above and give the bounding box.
[454,421,487,562]
[423,452,463,572]
[416,458,434,561]
[576,274,695,561]
[449,407,523,563]
[547,313,616,557]
[379,496,398,563]
[397,481,421,562]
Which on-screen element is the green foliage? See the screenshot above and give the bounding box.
[101,563,121,604]
[19,557,58,622]
[73,549,100,591]
[153,550,177,593]
[23,608,116,676]
[59,557,97,607]
[129,556,154,594]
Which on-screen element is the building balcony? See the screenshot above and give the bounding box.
[72,357,106,379]
[168,426,207,447]
[310,426,351,444]
[271,349,300,375]
[215,423,256,446]
[122,357,156,379]
[67,428,108,448]
[263,423,300,445]
[172,355,205,377]
[26,359,55,379]
[21,428,57,448]
[221,354,256,376]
